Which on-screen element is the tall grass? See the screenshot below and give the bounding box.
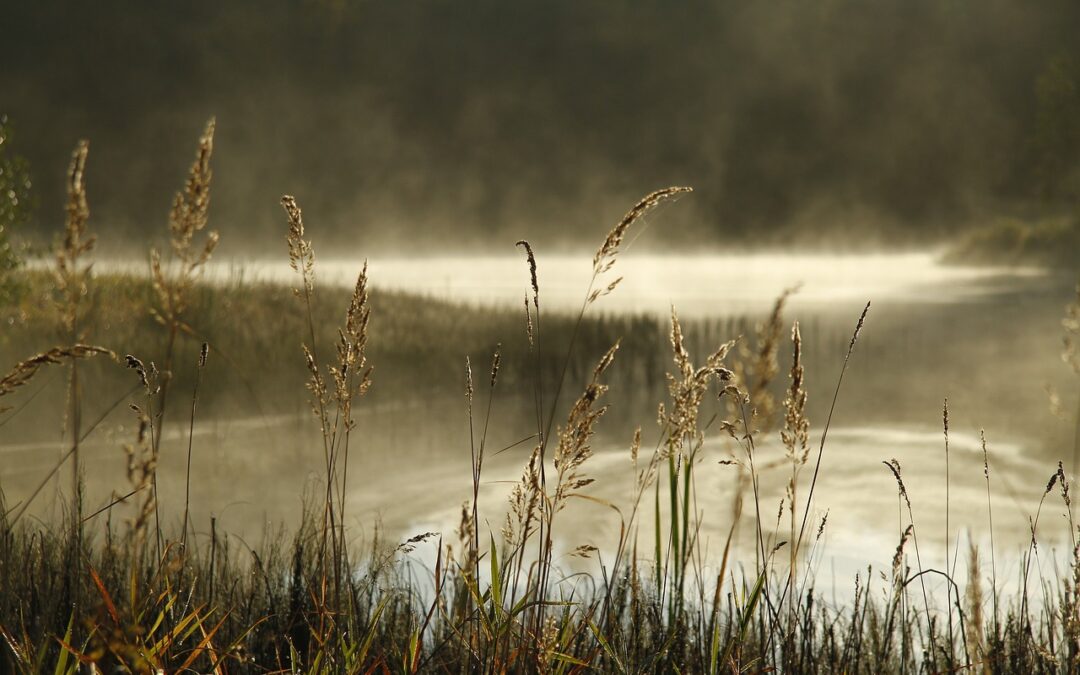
[0,128,1079,674]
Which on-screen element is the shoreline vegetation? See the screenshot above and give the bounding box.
[942,216,1080,269]
[1,125,1079,674]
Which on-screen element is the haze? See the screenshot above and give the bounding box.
[3,0,1080,255]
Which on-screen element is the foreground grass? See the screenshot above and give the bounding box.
[1,126,1079,674]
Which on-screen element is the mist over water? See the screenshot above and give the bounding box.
[3,252,1073,593]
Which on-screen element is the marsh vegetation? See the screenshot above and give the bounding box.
[0,124,1077,674]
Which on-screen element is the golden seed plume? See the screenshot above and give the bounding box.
[593,186,692,275]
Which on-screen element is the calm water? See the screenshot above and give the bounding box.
[4,252,1076,592]
[125,251,1046,314]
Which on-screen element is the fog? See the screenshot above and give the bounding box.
[3,0,1080,255]
[1,0,1079,615]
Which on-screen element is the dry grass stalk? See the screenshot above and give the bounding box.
[515,240,538,311]
[782,321,809,609]
[586,187,691,305]
[53,141,96,491]
[280,193,376,623]
[504,445,542,548]
[593,187,691,276]
[0,345,113,401]
[147,119,219,479]
[281,196,332,433]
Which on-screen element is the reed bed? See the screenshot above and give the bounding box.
[0,128,1079,674]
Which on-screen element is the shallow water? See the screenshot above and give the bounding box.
[4,252,1076,595]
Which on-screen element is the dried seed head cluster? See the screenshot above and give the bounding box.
[505,445,542,546]
[731,285,798,432]
[150,119,220,330]
[280,196,334,432]
[54,141,95,336]
[551,341,620,510]
[781,321,809,465]
[661,307,735,460]
[282,195,315,295]
[331,262,373,426]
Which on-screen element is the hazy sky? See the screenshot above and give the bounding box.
[3,0,1079,255]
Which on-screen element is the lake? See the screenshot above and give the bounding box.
[3,252,1076,594]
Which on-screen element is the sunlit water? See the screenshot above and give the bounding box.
[95,251,1045,315]
[6,252,1075,597]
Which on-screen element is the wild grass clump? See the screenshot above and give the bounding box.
[0,125,1079,674]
